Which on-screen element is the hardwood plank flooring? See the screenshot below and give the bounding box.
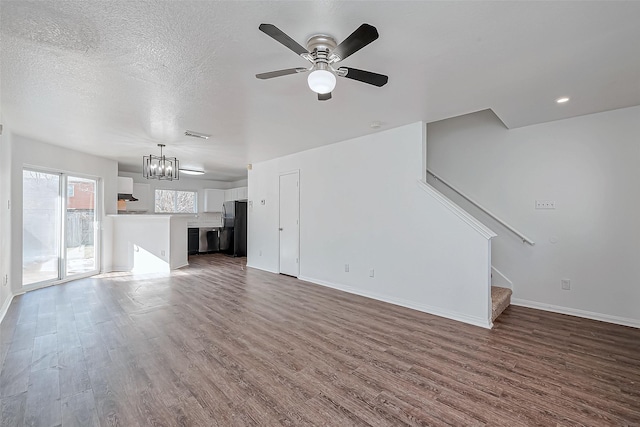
[61,389,99,427]
[0,254,639,426]
[24,368,60,427]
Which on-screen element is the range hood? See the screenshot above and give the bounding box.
[118,193,138,201]
[117,177,138,201]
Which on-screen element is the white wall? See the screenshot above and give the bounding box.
[427,106,640,327]
[248,122,494,328]
[169,216,188,269]
[231,178,248,188]
[8,133,118,293]
[0,130,13,321]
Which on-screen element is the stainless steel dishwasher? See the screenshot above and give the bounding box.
[198,228,217,253]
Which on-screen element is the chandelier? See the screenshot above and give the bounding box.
[143,144,179,181]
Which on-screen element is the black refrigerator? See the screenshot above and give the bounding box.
[221,201,247,257]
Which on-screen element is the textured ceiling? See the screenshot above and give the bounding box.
[2,1,639,181]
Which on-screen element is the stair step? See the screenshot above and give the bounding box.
[491,286,512,322]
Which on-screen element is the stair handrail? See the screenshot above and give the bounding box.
[427,169,535,246]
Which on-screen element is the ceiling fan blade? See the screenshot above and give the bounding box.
[339,67,388,87]
[259,24,309,56]
[256,68,308,79]
[333,24,379,61]
[318,92,332,101]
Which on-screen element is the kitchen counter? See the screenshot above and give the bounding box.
[187,222,221,228]
[112,213,222,228]
[109,215,188,272]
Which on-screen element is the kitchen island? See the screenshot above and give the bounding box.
[108,215,188,273]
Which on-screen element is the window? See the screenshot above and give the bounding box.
[155,189,197,213]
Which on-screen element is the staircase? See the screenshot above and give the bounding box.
[491,286,512,322]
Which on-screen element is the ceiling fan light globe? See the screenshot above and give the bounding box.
[307,69,336,94]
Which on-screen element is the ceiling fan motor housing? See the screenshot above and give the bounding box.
[306,34,338,67]
[306,34,337,54]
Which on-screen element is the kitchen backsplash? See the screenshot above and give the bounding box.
[187,212,223,227]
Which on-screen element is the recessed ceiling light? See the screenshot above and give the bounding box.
[556,97,570,104]
[179,168,205,175]
[184,130,210,139]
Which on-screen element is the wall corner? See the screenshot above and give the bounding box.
[422,121,428,182]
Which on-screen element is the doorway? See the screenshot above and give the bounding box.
[279,171,299,277]
[22,170,100,288]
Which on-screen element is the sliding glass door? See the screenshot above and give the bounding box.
[22,171,61,285]
[23,170,100,287]
[65,176,98,276]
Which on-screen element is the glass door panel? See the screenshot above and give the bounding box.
[65,176,98,276]
[23,170,61,285]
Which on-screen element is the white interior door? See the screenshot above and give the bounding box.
[279,171,299,277]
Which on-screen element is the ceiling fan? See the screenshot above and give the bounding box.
[256,23,389,101]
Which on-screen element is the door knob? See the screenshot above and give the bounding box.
[279,228,283,231]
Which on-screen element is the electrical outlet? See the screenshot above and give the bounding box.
[161,250,166,256]
[345,264,349,272]
[259,250,262,256]
[535,200,556,209]
[561,279,571,290]
[3,274,7,286]
[369,269,375,278]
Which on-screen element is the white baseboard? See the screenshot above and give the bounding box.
[0,293,15,324]
[299,276,492,329]
[246,264,279,274]
[100,264,113,274]
[512,298,640,329]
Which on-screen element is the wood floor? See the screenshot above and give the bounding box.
[1,254,639,426]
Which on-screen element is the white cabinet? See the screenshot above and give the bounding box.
[203,189,225,212]
[224,186,248,202]
[126,183,151,212]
